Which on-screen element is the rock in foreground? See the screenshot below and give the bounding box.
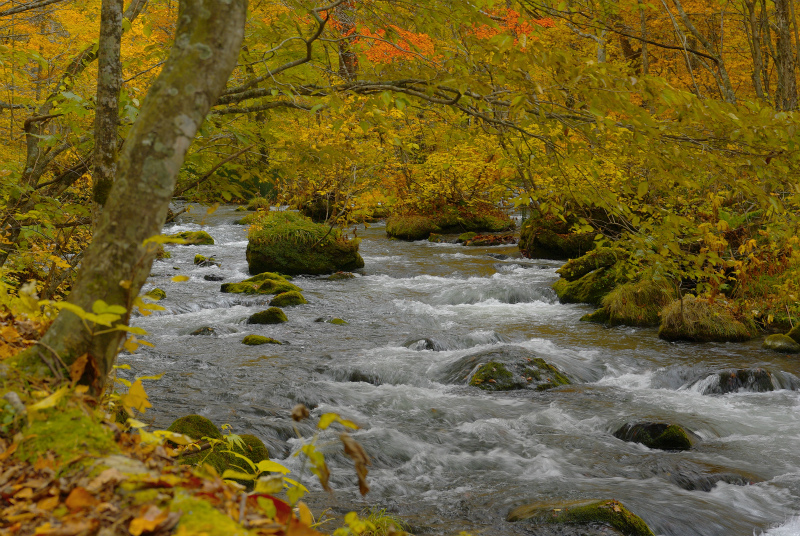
[507,499,655,536]
[614,422,693,451]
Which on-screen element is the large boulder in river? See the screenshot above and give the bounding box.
[386,208,514,241]
[247,307,287,325]
[246,212,364,275]
[519,214,594,260]
[614,423,693,451]
[220,273,301,296]
[553,265,624,306]
[583,279,676,327]
[658,296,755,342]
[763,334,800,353]
[507,499,655,536]
[169,230,214,245]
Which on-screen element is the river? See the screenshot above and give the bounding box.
[120,205,800,536]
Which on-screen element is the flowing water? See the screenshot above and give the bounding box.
[120,206,800,536]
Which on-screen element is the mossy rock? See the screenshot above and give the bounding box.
[243,272,292,283]
[519,215,595,260]
[146,287,166,301]
[598,279,676,327]
[658,296,755,343]
[234,434,269,464]
[242,334,282,345]
[712,368,774,394]
[386,215,440,240]
[220,278,300,296]
[464,234,517,247]
[469,361,516,390]
[329,318,348,325]
[194,254,217,267]
[458,232,477,243]
[327,271,355,281]
[170,230,214,245]
[428,233,445,243]
[155,245,172,260]
[167,415,224,441]
[614,423,693,451]
[507,499,655,536]
[237,212,262,225]
[247,212,364,275]
[462,349,572,392]
[195,254,206,264]
[190,327,215,336]
[556,247,624,281]
[247,197,271,211]
[247,307,288,325]
[763,334,800,353]
[235,205,248,212]
[553,266,623,306]
[527,358,571,391]
[580,308,611,323]
[787,324,800,344]
[269,291,307,307]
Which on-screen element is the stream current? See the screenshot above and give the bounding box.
[121,206,800,536]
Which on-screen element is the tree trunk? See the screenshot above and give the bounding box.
[336,0,358,81]
[744,0,767,100]
[92,0,124,221]
[775,0,798,110]
[19,0,248,391]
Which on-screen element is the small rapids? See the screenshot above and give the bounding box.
[120,206,800,536]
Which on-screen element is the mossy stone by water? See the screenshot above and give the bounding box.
[763,334,800,353]
[247,212,364,275]
[167,415,224,441]
[519,215,595,260]
[269,291,307,307]
[146,287,166,300]
[556,247,623,281]
[599,279,676,327]
[553,266,622,306]
[387,210,514,241]
[507,499,655,536]
[247,307,287,325]
[470,361,516,390]
[386,215,441,240]
[328,271,355,281]
[658,296,755,342]
[220,277,300,296]
[527,358,571,391]
[242,334,282,345]
[458,231,477,243]
[787,324,800,344]
[170,230,214,245]
[614,423,693,451]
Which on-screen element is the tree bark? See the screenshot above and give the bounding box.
[336,0,358,81]
[775,0,798,110]
[92,0,124,219]
[19,0,248,391]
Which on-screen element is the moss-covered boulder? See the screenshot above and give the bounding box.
[556,247,624,281]
[168,415,224,441]
[247,307,287,325]
[234,434,269,464]
[269,291,307,307]
[507,499,655,536]
[519,215,595,260]
[786,324,800,344]
[386,215,440,240]
[553,266,623,306]
[246,212,364,275]
[146,287,166,301]
[458,348,571,392]
[247,197,271,211]
[593,279,676,327]
[464,234,517,247]
[327,271,355,281]
[220,274,301,296]
[458,232,477,243]
[469,361,516,390]
[170,230,214,245]
[711,368,774,394]
[237,211,262,225]
[614,423,693,451]
[763,334,800,353]
[658,296,755,342]
[242,334,282,345]
[387,209,515,241]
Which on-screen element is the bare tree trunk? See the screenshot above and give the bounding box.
[336,0,358,81]
[92,0,124,221]
[775,0,798,110]
[19,0,248,391]
[640,7,649,75]
[744,0,767,100]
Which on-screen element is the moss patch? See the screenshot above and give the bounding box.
[580,308,611,323]
[268,291,307,307]
[247,212,364,275]
[387,210,514,241]
[242,335,282,346]
[556,247,623,281]
[600,279,676,327]
[763,334,800,353]
[469,361,516,390]
[507,499,655,536]
[553,266,623,306]
[458,232,477,243]
[519,215,595,260]
[171,492,253,536]
[658,296,755,342]
[146,288,166,301]
[527,358,571,391]
[17,407,119,466]
[220,277,300,296]
[327,271,355,280]
[170,230,214,245]
[167,415,224,441]
[614,423,693,451]
[247,307,287,325]
[329,318,348,325]
[247,197,271,211]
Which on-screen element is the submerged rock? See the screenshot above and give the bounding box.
[170,230,214,245]
[194,254,218,267]
[268,291,307,307]
[327,271,355,281]
[190,327,215,336]
[443,347,571,391]
[314,317,349,325]
[658,296,755,343]
[614,423,693,451]
[507,499,655,536]
[763,334,800,353]
[247,308,288,325]
[203,274,225,282]
[710,369,774,394]
[242,334,282,346]
[145,287,166,301]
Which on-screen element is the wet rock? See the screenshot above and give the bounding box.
[314,316,349,325]
[669,470,754,492]
[146,287,166,301]
[507,499,655,536]
[247,307,288,325]
[220,273,301,296]
[327,271,355,281]
[458,232,477,243]
[486,253,509,260]
[556,247,623,281]
[519,214,595,260]
[190,326,216,336]
[169,230,214,245]
[763,334,800,353]
[242,335,282,345]
[708,369,774,394]
[348,371,382,385]
[443,347,571,391]
[203,274,225,282]
[386,211,514,241]
[553,266,623,306]
[194,254,218,267]
[614,423,693,451]
[269,291,307,307]
[658,296,755,343]
[464,234,517,246]
[247,212,364,275]
[787,324,800,344]
[404,338,446,351]
[428,233,446,243]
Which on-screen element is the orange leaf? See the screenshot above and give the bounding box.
[69,354,89,384]
[129,505,168,536]
[36,496,59,512]
[65,487,98,511]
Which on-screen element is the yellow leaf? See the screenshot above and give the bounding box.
[171,275,190,282]
[129,505,168,536]
[121,380,152,413]
[256,460,291,474]
[29,386,69,411]
[152,430,193,445]
[297,501,313,525]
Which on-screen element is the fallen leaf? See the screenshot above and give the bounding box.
[87,467,124,493]
[36,496,60,512]
[64,487,97,511]
[129,504,169,536]
[69,354,89,385]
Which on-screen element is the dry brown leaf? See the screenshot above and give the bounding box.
[69,354,89,385]
[64,486,98,511]
[340,433,370,496]
[36,495,60,511]
[87,467,124,493]
[129,504,169,536]
[14,487,33,499]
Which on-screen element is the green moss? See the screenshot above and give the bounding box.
[170,230,214,245]
[247,307,288,325]
[787,324,800,344]
[242,272,288,283]
[171,492,253,536]
[528,358,571,391]
[194,254,207,265]
[580,308,611,323]
[614,423,692,451]
[242,335,282,345]
[220,278,300,296]
[469,361,516,391]
[658,296,755,342]
[327,271,355,280]
[146,287,166,300]
[519,215,595,260]
[329,318,349,325]
[556,247,623,281]
[386,215,440,240]
[237,212,262,225]
[247,197,271,211]
[167,415,223,441]
[763,334,800,353]
[17,407,118,466]
[600,279,676,327]
[387,210,515,241]
[428,233,444,243]
[507,499,655,536]
[235,205,248,212]
[553,266,623,306]
[247,212,364,275]
[268,291,307,307]
[155,245,172,259]
[458,232,477,243]
[233,434,269,464]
